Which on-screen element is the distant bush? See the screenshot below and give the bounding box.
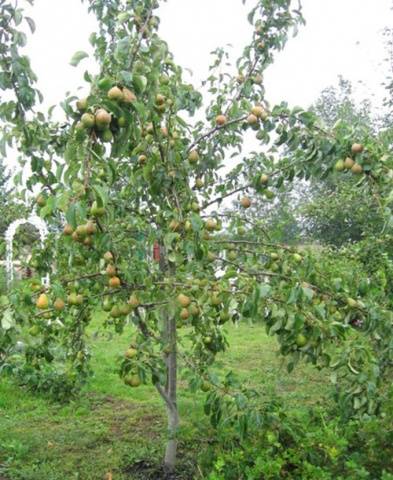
[200,395,393,479]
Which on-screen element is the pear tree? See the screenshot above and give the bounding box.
[1,0,393,473]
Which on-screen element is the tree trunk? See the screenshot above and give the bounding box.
[163,313,179,474]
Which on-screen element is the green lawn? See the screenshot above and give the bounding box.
[0,316,331,480]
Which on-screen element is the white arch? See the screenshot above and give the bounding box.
[5,214,49,287]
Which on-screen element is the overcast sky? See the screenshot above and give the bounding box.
[23,0,392,116]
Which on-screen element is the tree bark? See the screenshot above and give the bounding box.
[155,243,179,474]
[163,313,179,473]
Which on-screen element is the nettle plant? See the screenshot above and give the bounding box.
[1,0,393,472]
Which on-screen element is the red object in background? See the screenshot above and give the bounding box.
[153,241,160,262]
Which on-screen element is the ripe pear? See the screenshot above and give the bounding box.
[351,143,364,154]
[106,264,117,277]
[36,293,49,310]
[188,150,199,164]
[128,293,140,308]
[251,105,267,119]
[107,86,124,101]
[86,221,96,235]
[103,251,114,262]
[122,87,136,103]
[351,163,363,174]
[156,93,166,105]
[177,293,191,308]
[95,108,112,128]
[81,112,95,129]
[54,298,65,311]
[240,196,251,209]
[36,194,46,207]
[215,114,227,126]
[109,276,121,288]
[138,154,147,164]
[76,225,88,237]
[63,224,73,236]
[247,113,258,125]
[180,308,190,320]
[344,157,355,169]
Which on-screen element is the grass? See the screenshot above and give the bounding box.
[0,314,331,480]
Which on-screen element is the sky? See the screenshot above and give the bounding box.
[22,0,392,116]
[4,0,391,186]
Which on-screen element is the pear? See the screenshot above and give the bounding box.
[122,87,136,103]
[124,374,141,387]
[81,112,95,129]
[295,333,307,347]
[63,224,73,236]
[76,98,88,111]
[177,293,191,308]
[103,251,114,262]
[125,347,137,359]
[109,276,121,288]
[259,173,269,184]
[215,114,227,126]
[351,163,363,174]
[54,298,65,311]
[107,86,124,101]
[128,293,140,308]
[36,293,49,309]
[344,157,355,169]
[95,108,112,128]
[247,113,258,125]
[351,143,364,154]
[188,150,199,164]
[205,218,217,231]
[335,159,345,172]
[240,196,251,209]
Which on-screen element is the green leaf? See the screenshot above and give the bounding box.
[70,51,89,67]
[1,309,14,330]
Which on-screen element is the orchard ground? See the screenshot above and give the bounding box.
[0,312,329,480]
